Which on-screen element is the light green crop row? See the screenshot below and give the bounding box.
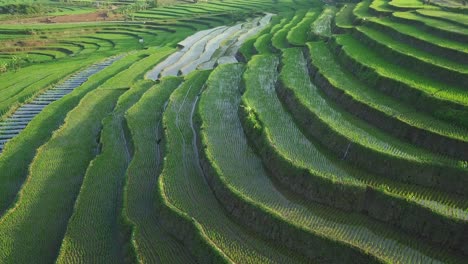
[286,8,318,45]
[159,70,300,263]
[416,8,468,26]
[0,53,133,217]
[393,11,468,37]
[248,15,289,56]
[272,10,307,49]
[335,4,356,29]
[0,87,124,263]
[99,47,174,89]
[281,47,468,219]
[0,53,105,117]
[335,34,468,107]
[367,17,468,53]
[294,39,466,167]
[369,0,395,13]
[388,0,437,9]
[252,15,283,54]
[353,0,373,18]
[56,47,174,264]
[56,83,143,264]
[307,42,468,219]
[356,26,468,75]
[123,76,197,263]
[311,6,336,38]
[240,53,465,263]
[309,40,468,146]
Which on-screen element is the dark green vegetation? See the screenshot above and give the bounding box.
[0,0,467,263]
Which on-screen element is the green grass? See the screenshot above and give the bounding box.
[0,88,123,263]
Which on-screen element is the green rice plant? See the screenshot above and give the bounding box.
[238,37,257,61]
[393,11,468,41]
[367,17,468,54]
[354,26,468,78]
[254,33,275,54]
[55,84,140,264]
[99,47,174,89]
[353,0,373,18]
[56,48,174,264]
[250,15,282,54]
[158,70,300,263]
[0,53,105,117]
[239,54,466,263]
[62,40,100,55]
[0,54,134,217]
[308,41,468,159]
[389,0,438,9]
[240,15,285,59]
[286,8,318,46]
[199,63,371,263]
[334,4,356,30]
[271,10,307,50]
[167,4,224,14]
[429,0,468,9]
[123,77,196,263]
[416,8,468,26]
[333,34,468,112]
[80,36,116,50]
[311,6,336,38]
[0,88,124,263]
[369,0,395,13]
[241,50,468,247]
[280,43,468,195]
[281,46,468,215]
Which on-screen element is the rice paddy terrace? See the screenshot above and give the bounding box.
[0,0,467,263]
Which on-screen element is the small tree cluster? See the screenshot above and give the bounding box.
[0,56,22,73]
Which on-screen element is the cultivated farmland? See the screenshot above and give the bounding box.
[0,0,467,263]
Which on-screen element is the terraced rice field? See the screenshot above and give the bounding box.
[0,0,467,263]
